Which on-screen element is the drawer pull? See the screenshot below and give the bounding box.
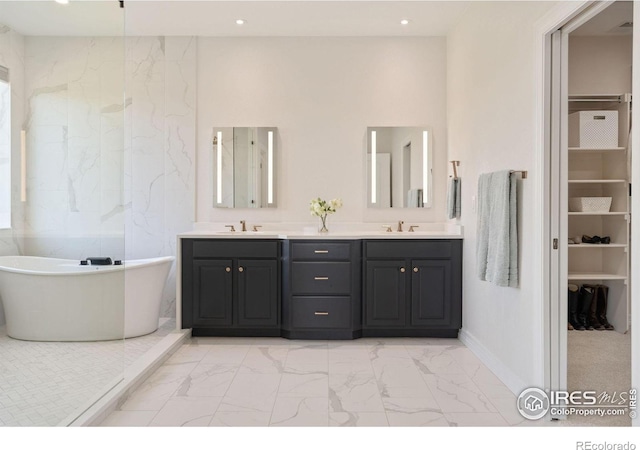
[314,250,329,254]
[314,311,329,316]
[400,267,406,273]
[238,267,244,273]
[225,267,231,272]
[314,276,329,280]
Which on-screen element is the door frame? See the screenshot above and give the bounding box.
[535,0,637,425]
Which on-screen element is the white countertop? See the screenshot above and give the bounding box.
[178,229,463,240]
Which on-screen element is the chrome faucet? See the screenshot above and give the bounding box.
[397,221,404,232]
[240,220,247,232]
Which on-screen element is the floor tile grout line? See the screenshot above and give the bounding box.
[267,344,289,427]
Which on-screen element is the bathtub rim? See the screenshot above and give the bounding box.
[0,255,174,276]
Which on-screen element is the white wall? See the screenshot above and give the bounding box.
[569,35,632,95]
[0,24,25,326]
[196,37,448,226]
[447,1,557,394]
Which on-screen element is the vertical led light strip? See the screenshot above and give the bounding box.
[422,130,429,202]
[216,131,222,204]
[267,130,274,204]
[20,130,26,202]
[371,130,377,204]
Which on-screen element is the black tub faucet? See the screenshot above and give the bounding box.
[86,257,113,266]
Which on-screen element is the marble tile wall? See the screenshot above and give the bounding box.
[21,36,196,318]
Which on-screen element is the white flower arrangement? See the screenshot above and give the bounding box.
[309,197,343,232]
[309,197,343,217]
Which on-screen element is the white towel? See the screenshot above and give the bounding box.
[447,178,461,219]
[476,171,518,287]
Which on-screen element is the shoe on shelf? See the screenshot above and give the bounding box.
[600,236,611,244]
[582,235,601,244]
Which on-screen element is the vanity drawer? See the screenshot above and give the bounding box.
[192,239,278,259]
[365,240,453,259]
[291,242,351,261]
[291,262,351,295]
[291,296,351,329]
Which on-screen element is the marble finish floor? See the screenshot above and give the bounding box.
[100,337,534,427]
[0,318,175,427]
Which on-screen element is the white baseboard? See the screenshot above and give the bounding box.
[459,328,528,396]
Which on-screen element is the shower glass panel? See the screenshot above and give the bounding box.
[0,1,125,426]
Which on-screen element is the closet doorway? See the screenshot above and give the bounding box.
[546,0,634,426]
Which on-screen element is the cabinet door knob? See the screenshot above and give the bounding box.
[400,267,406,273]
[225,267,231,272]
[413,267,419,273]
[238,267,244,273]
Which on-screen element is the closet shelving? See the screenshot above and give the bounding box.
[567,93,631,332]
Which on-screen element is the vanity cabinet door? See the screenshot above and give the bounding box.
[193,259,233,327]
[410,259,451,327]
[364,260,407,327]
[237,259,279,327]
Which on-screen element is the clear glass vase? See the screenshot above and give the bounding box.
[319,214,328,233]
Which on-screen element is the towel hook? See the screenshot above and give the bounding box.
[450,160,460,179]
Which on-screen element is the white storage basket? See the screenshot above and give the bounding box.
[569,197,612,212]
[568,110,618,148]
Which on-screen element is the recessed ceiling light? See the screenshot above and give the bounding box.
[236,19,245,25]
[400,19,410,25]
[55,0,69,4]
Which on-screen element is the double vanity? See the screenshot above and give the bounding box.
[178,226,462,340]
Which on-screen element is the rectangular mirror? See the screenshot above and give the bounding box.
[367,127,431,208]
[212,127,277,208]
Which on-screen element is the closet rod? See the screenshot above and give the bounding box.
[510,170,527,179]
[569,94,627,103]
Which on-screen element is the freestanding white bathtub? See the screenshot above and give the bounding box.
[0,255,174,342]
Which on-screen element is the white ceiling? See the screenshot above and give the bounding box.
[0,0,633,38]
[0,0,472,37]
[572,1,633,36]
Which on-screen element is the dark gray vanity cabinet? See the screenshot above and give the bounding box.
[363,239,462,337]
[181,239,281,336]
[282,240,362,339]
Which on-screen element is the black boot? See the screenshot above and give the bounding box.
[596,284,615,330]
[568,284,584,330]
[585,284,605,330]
[578,285,595,330]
